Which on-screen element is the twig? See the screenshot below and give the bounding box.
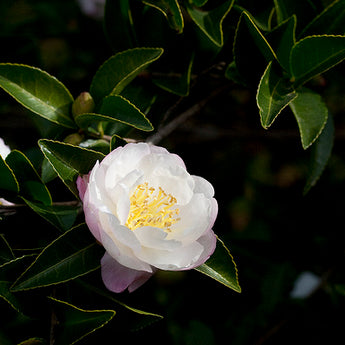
[147,85,229,145]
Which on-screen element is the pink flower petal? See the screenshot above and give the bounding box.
[101,252,154,293]
[76,173,90,201]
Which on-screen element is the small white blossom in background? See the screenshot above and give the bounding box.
[290,271,321,299]
[0,137,14,206]
[77,143,218,293]
[76,0,105,20]
[0,138,10,159]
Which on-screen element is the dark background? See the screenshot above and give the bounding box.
[0,1,344,344]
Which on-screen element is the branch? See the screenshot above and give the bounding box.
[147,85,229,145]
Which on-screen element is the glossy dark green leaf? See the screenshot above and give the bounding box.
[274,0,320,30]
[0,234,14,265]
[300,0,345,37]
[187,0,234,46]
[6,150,52,206]
[23,199,79,232]
[290,35,345,86]
[0,255,35,312]
[89,48,164,104]
[76,279,163,331]
[49,297,115,345]
[257,61,297,129]
[38,140,104,197]
[304,114,334,194]
[195,237,241,292]
[289,87,328,149]
[0,156,19,194]
[76,95,153,132]
[266,15,296,72]
[0,64,75,128]
[11,224,103,291]
[143,0,184,33]
[234,12,276,84]
[79,139,110,155]
[153,54,194,96]
[104,0,136,52]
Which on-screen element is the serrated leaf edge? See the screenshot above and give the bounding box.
[257,61,297,129]
[195,236,241,293]
[11,224,100,291]
[0,63,75,128]
[48,296,115,345]
[290,34,345,85]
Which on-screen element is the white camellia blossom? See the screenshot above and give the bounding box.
[77,143,218,293]
[0,138,10,159]
[0,137,14,206]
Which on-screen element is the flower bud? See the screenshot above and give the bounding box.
[63,133,84,146]
[72,92,95,118]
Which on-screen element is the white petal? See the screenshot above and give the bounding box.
[137,240,204,270]
[192,175,215,198]
[139,154,194,204]
[104,143,150,189]
[134,226,181,250]
[169,193,216,243]
[99,212,152,272]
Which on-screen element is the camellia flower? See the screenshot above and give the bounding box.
[0,137,14,206]
[77,143,218,293]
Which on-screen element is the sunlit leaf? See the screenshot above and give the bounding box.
[257,61,297,129]
[290,35,345,86]
[195,237,241,292]
[90,48,164,104]
[0,63,75,128]
[304,114,334,194]
[11,224,103,291]
[75,95,153,132]
[38,140,104,197]
[289,87,328,149]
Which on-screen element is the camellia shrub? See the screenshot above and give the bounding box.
[0,0,345,344]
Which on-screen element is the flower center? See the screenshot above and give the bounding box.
[125,182,180,232]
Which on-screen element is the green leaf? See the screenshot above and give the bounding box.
[266,15,296,72]
[304,114,334,194]
[300,0,345,37]
[75,95,153,132]
[6,150,52,206]
[290,35,345,86]
[153,53,194,96]
[143,0,184,33]
[289,87,328,149]
[17,338,46,345]
[233,12,276,84]
[186,0,234,47]
[195,237,241,293]
[89,48,164,104]
[104,0,136,52]
[274,0,319,30]
[23,199,79,232]
[49,297,115,345]
[257,61,297,129]
[75,279,163,331]
[11,224,103,291]
[0,255,35,312]
[0,234,15,265]
[0,64,75,129]
[38,139,104,197]
[0,156,19,194]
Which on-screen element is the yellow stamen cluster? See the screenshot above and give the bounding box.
[125,182,180,232]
